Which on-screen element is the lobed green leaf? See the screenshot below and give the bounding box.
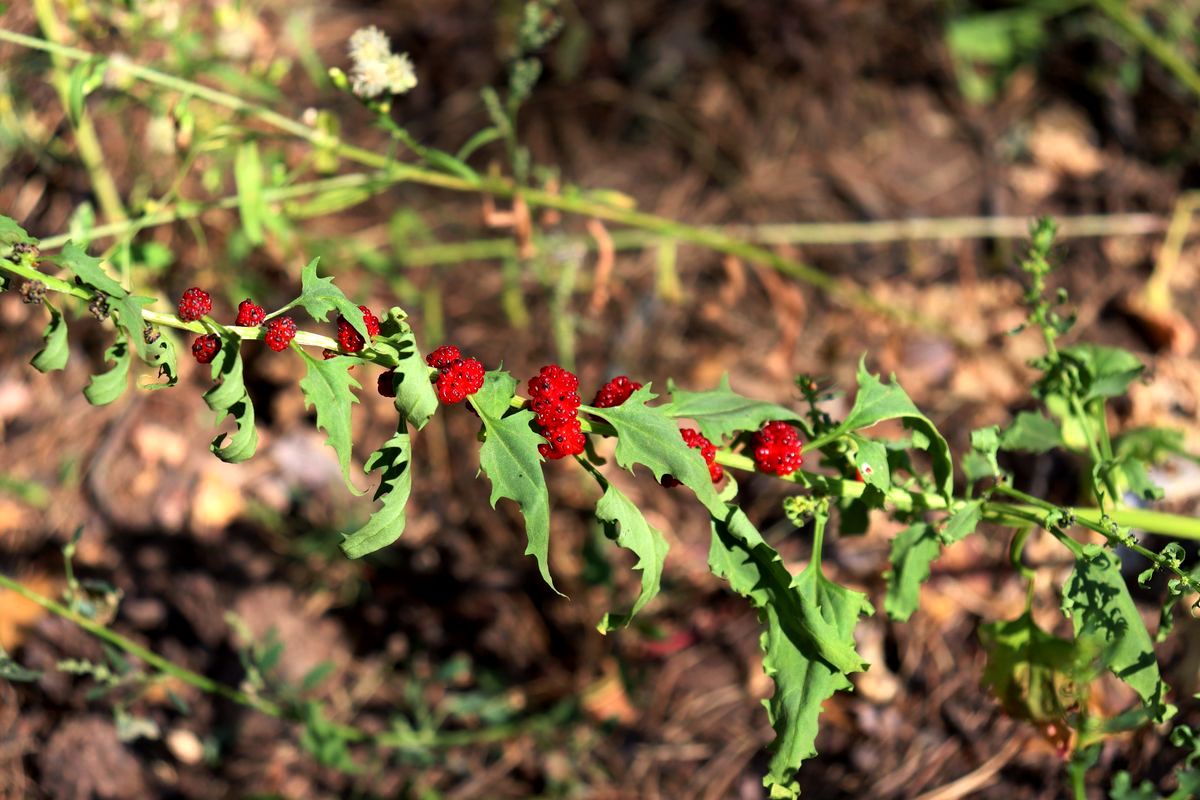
[710,509,870,796]
[470,370,556,592]
[298,350,365,495]
[0,215,35,247]
[884,522,939,621]
[203,337,258,463]
[593,477,669,633]
[58,242,126,298]
[1000,411,1062,453]
[838,358,953,499]
[341,427,413,558]
[662,375,806,443]
[1062,547,1174,722]
[940,499,983,545]
[583,385,724,516]
[375,309,438,430]
[295,257,368,339]
[31,301,69,373]
[83,336,131,406]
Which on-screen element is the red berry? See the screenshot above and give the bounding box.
[235,299,266,327]
[263,317,297,352]
[191,333,220,364]
[378,370,397,398]
[527,365,582,427]
[336,306,381,353]
[538,421,586,460]
[592,375,642,408]
[322,349,339,360]
[663,427,722,486]
[426,345,462,369]
[177,287,212,322]
[433,356,486,403]
[752,421,803,476]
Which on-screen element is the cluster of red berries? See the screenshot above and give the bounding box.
[528,365,585,460]
[338,306,381,353]
[180,289,385,364]
[661,428,723,486]
[752,421,803,476]
[591,375,641,408]
[425,345,485,404]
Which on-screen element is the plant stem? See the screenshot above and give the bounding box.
[0,29,919,335]
[1092,0,1200,100]
[0,571,283,717]
[0,571,569,749]
[31,0,128,229]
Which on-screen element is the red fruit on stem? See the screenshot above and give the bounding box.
[426,345,462,369]
[177,287,212,322]
[752,421,804,476]
[592,375,642,408]
[191,333,220,364]
[263,317,298,351]
[378,371,397,398]
[235,299,266,327]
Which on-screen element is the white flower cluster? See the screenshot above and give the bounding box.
[347,25,417,99]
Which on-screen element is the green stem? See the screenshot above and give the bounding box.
[36,172,405,252]
[1092,0,1200,101]
[0,571,570,749]
[0,570,282,717]
[31,0,128,229]
[0,28,920,334]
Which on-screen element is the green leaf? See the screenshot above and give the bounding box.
[83,336,131,405]
[838,358,952,499]
[203,337,258,463]
[884,522,940,621]
[709,509,870,796]
[294,257,368,340]
[963,425,1001,483]
[235,141,265,245]
[940,499,983,545]
[663,375,805,443]
[341,427,413,558]
[0,215,34,247]
[298,350,365,495]
[140,334,179,390]
[423,148,481,182]
[0,649,40,683]
[1062,548,1174,722]
[455,126,501,161]
[1000,411,1062,453]
[31,301,69,372]
[469,370,555,592]
[1117,457,1164,502]
[849,434,890,492]
[1062,344,1144,402]
[584,385,724,516]
[58,242,126,298]
[111,294,154,361]
[981,612,1089,726]
[1108,772,1160,800]
[593,478,669,633]
[375,309,437,430]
